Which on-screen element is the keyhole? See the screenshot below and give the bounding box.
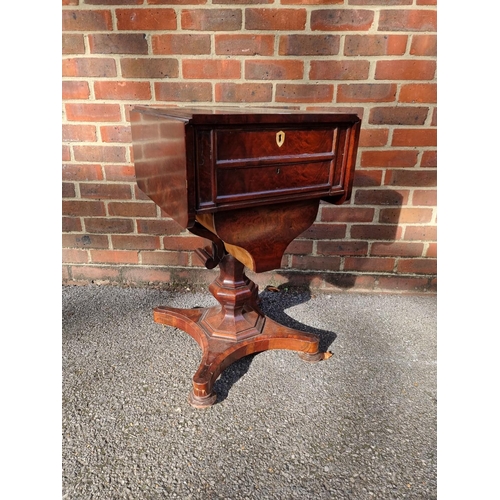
[276,168,280,174]
[276,131,285,147]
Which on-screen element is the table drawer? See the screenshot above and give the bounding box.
[216,161,331,202]
[215,127,336,167]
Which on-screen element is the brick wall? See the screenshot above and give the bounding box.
[62,0,437,294]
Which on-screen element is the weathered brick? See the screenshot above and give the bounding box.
[412,189,437,206]
[89,33,149,55]
[378,9,437,32]
[121,58,178,78]
[63,58,117,77]
[62,249,89,263]
[246,9,306,30]
[63,182,76,198]
[62,10,112,31]
[321,206,375,223]
[71,266,121,282]
[137,218,183,235]
[276,84,334,103]
[100,125,133,143]
[62,81,90,100]
[421,151,437,168]
[62,164,104,181]
[116,9,177,30]
[279,35,340,55]
[337,83,396,102]
[63,200,106,217]
[62,217,82,233]
[310,60,370,80]
[90,250,139,264]
[112,235,161,250]
[379,207,433,224]
[317,240,369,256]
[385,169,436,187]
[349,0,412,4]
[181,9,242,30]
[358,128,389,147]
[404,225,436,241]
[369,106,429,125]
[62,234,109,249]
[311,9,374,31]
[351,224,402,240]
[399,83,437,103]
[291,255,341,271]
[375,60,436,80]
[73,145,127,163]
[353,170,384,187]
[344,34,407,56]
[344,257,395,272]
[361,150,419,168]
[155,82,212,102]
[62,34,85,54]
[94,81,151,100]
[397,258,436,274]
[80,183,132,200]
[371,241,424,257]
[108,202,157,217]
[183,59,241,79]
[354,189,409,206]
[103,165,137,181]
[246,60,304,80]
[141,251,189,266]
[152,34,211,55]
[215,34,274,56]
[85,218,134,234]
[215,83,272,102]
[300,223,346,240]
[62,124,96,143]
[410,34,437,56]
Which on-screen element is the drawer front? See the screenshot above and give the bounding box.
[216,161,332,202]
[215,127,336,167]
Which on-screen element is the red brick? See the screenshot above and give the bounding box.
[215,83,272,102]
[181,9,242,30]
[397,258,436,274]
[300,223,346,240]
[62,164,104,181]
[62,10,112,31]
[62,34,85,54]
[276,84,334,103]
[63,146,71,161]
[163,235,207,251]
[108,202,157,217]
[63,182,76,198]
[317,240,369,256]
[155,82,212,102]
[246,8,307,30]
[358,128,389,147]
[73,145,127,163]
[152,34,211,55]
[416,0,436,5]
[375,60,436,80]
[421,151,437,167]
[344,34,407,56]
[141,251,189,266]
[426,243,437,258]
[65,103,121,122]
[62,81,90,100]
[89,33,148,55]
[183,59,241,79]
[279,35,339,55]
[379,9,437,32]
[80,183,132,200]
[353,170,383,187]
[62,124,96,142]
[291,255,341,271]
[310,60,369,80]
[337,83,396,102]
[90,250,139,264]
[103,165,137,181]
[121,58,178,78]
[344,257,395,272]
[246,60,304,80]
[281,0,342,4]
[385,169,436,187]
[62,249,89,263]
[116,9,177,30]
[404,225,436,241]
[86,0,143,4]
[62,234,109,249]
[321,206,375,223]
[399,84,437,103]
[349,0,412,4]
[431,108,437,126]
[361,150,418,168]
[351,224,402,240]
[100,125,133,143]
[85,218,134,234]
[410,34,437,56]
[150,0,206,4]
[62,217,82,233]
[412,189,436,206]
[63,58,117,77]
[371,241,424,257]
[392,129,436,147]
[94,81,151,100]
[284,240,314,255]
[137,218,183,235]
[354,189,409,206]
[369,106,429,125]
[379,207,433,224]
[62,200,106,217]
[63,0,79,5]
[216,34,274,56]
[112,235,161,250]
[311,9,374,31]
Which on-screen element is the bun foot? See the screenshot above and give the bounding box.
[298,351,333,363]
[188,390,217,409]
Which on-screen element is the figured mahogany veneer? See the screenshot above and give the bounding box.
[130,106,361,408]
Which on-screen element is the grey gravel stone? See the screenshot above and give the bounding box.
[62,284,437,499]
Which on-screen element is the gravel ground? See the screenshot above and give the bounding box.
[62,284,437,499]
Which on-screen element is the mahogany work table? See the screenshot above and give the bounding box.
[130,106,361,408]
